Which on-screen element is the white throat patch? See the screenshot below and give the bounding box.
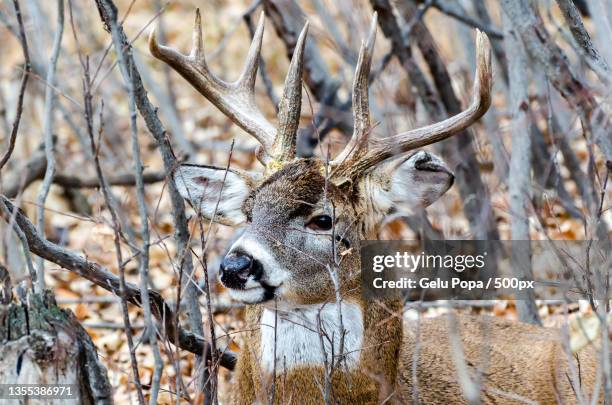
[259,301,364,374]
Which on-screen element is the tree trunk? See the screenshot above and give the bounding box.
[0,291,113,404]
[503,11,542,326]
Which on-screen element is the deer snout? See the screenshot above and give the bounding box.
[219,252,263,289]
[410,151,455,188]
[413,151,453,176]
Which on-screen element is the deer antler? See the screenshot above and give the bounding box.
[149,9,308,166]
[330,13,378,167]
[331,26,493,183]
[270,22,309,162]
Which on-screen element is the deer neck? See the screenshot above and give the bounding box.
[259,300,364,374]
[258,297,403,385]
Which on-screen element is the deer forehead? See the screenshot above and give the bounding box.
[245,159,352,220]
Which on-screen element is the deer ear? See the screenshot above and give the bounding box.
[173,164,257,226]
[370,151,454,215]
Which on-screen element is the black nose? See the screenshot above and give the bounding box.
[219,253,254,289]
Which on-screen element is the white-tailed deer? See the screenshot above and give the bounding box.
[150,10,600,404]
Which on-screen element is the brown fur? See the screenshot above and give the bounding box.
[149,15,599,403]
[398,315,600,404]
[227,162,600,405]
[233,300,397,404]
[234,301,601,404]
[171,161,600,404]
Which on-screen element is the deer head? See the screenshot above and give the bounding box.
[149,10,492,305]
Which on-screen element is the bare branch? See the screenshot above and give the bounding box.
[82,60,145,404]
[0,0,31,172]
[430,0,504,40]
[556,0,611,77]
[35,0,65,293]
[94,1,207,394]
[500,0,611,163]
[243,7,280,109]
[54,171,166,188]
[0,195,237,370]
[263,0,353,155]
[107,4,164,401]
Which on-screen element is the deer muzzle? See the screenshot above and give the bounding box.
[219,252,262,289]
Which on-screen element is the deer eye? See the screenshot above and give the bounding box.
[306,215,333,231]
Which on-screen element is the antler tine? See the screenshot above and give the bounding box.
[238,11,266,91]
[191,8,204,63]
[331,13,377,167]
[149,9,276,160]
[473,30,493,117]
[333,30,492,181]
[270,22,309,162]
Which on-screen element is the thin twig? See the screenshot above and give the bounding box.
[150,0,183,152]
[107,10,165,401]
[311,0,357,65]
[2,147,165,197]
[195,141,236,405]
[54,171,166,188]
[35,0,64,293]
[0,0,30,172]
[263,0,353,149]
[430,0,504,39]
[0,198,35,284]
[94,0,206,398]
[0,195,237,370]
[82,59,145,405]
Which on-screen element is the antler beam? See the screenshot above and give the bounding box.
[332,29,492,181]
[149,10,276,160]
[150,9,309,166]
